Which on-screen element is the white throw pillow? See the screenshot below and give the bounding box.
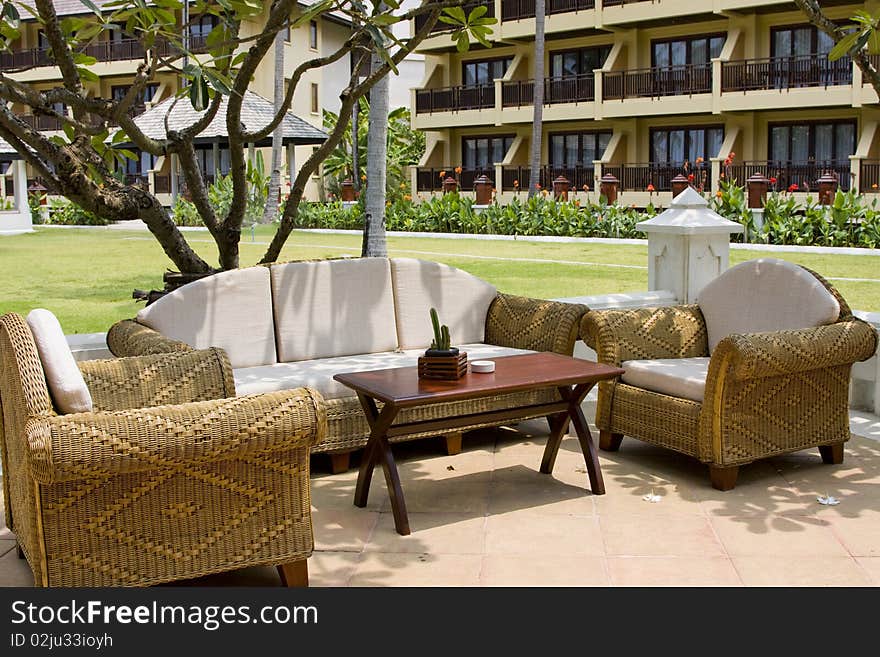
[26,309,93,414]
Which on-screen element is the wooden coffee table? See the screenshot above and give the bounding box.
[334,352,625,535]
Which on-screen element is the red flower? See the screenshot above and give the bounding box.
[647,184,656,192]
[769,177,777,184]
[687,174,695,182]
[788,184,799,193]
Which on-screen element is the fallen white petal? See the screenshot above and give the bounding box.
[817,495,840,506]
[642,493,662,503]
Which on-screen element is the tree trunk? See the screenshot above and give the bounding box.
[362,43,389,257]
[262,28,285,224]
[351,100,360,190]
[527,0,545,200]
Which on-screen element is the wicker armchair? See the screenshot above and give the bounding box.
[0,312,326,587]
[581,260,878,490]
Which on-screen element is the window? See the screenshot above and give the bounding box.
[772,25,835,58]
[188,14,218,49]
[462,135,514,169]
[194,145,231,178]
[549,131,611,167]
[310,83,319,113]
[650,126,724,164]
[769,120,855,163]
[462,58,512,86]
[550,46,611,78]
[36,30,49,50]
[111,83,159,113]
[309,20,318,49]
[652,35,724,68]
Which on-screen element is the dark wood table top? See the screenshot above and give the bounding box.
[334,352,624,407]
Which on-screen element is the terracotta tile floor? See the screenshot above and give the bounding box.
[2,415,879,587]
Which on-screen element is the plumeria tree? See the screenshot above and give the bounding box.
[0,0,490,273]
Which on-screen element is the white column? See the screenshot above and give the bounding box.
[212,141,220,179]
[13,159,27,212]
[170,153,179,203]
[286,143,296,187]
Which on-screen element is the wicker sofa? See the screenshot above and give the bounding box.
[108,257,587,471]
[582,258,878,490]
[0,312,326,587]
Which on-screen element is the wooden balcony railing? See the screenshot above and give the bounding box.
[153,174,171,194]
[416,167,496,192]
[500,0,595,21]
[602,0,642,6]
[726,161,852,192]
[0,38,180,72]
[860,160,880,192]
[415,83,495,113]
[501,164,596,191]
[502,74,595,107]
[601,163,712,192]
[123,174,150,188]
[603,64,712,100]
[19,114,63,131]
[721,55,852,92]
[415,1,494,33]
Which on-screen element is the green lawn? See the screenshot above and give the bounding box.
[1,226,877,334]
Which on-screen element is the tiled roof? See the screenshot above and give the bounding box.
[129,90,328,146]
[17,1,118,19]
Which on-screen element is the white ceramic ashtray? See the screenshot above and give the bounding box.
[470,360,495,373]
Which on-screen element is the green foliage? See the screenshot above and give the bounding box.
[172,156,270,227]
[45,198,108,225]
[828,9,880,61]
[322,100,425,203]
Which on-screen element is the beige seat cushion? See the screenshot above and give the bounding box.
[698,258,840,353]
[271,258,399,361]
[391,258,497,350]
[621,357,710,403]
[136,266,276,369]
[26,309,93,414]
[233,343,535,399]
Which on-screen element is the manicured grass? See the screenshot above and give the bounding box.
[1,226,878,334]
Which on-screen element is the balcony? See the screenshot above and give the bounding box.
[417,165,597,192]
[415,83,495,114]
[722,55,853,93]
[602,163,713,192]
[19,114,63,131]
[414,1,494,33]
[416,167,496,192]
[500,0,595,21]
[502,74,594,107]
[860,160,880,192]
[0,38,176,72]
[726,160,853,192]
[603,64,711,101]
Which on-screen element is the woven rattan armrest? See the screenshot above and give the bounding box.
[485,293,588,355]
[581,305,709,366]
[107,319,193,357]
[711,319,878,382]
[23,388,327,484]
[79,348,235,411]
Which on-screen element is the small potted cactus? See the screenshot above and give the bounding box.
[418,308,467,380]
[425,307,458,357]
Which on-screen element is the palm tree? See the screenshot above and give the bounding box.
[261,25,285,223]
[527,0,545,199]
[363,35,390,256]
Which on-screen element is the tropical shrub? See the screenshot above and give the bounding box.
[45,198,108,225]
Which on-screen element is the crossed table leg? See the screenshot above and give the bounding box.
[353,383,603,536]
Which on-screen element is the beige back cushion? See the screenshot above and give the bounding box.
[26,309,93,414]
[391,258,497,350]
[271,258,399,361]
[137,266,277,369]
[698,258,840,353]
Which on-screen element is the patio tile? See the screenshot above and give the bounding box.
[600,514,725,557]
[308,551,362,587]
[0,548,33,587]
[310,470,386,512]
[606,557,742,587]
[0,540,15,558]
[485,511,604,556]
[855,558,880,585]
[397,449,496,484]
[312,508,380,552]
[731,557,871,586]
[709,514,850,557]
[365,513,485,555]
[481,555,609,586]
[488,478,595,517]
[823,510,880,557]
[380,478,491,514]
[349,553,483,587]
